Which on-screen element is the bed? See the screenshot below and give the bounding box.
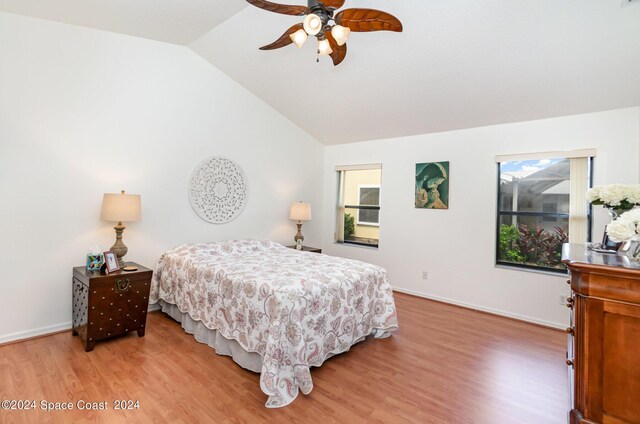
[149,239,398,408]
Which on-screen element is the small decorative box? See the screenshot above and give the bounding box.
[86,253,104,271]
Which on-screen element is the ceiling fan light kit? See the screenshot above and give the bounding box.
[303,13,323,35]
[289,28,308,48]
[317,38,333,56]
[331,24,350,46]
[246,0,403,66]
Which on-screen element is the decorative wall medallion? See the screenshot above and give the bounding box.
[189,157,248,224]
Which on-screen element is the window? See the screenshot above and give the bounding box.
[336,165,382,248]
[542,203,558,222]
[495,150,594,273]
[357,185,380,226]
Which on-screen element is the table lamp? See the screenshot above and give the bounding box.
[289,201,311,245]
[101,190,141,268]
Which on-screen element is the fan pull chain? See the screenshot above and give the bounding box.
[316,49,320,63]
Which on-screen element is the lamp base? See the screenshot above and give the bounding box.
[294,221,304,244]
[110,222,128,269]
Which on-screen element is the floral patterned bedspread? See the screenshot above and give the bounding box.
[150,239,398,408]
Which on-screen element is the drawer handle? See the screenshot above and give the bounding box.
[566,327,574,335]
[115,278,130,292]
[566,359,573,367]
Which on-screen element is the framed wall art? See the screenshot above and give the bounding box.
[415,161,449,209]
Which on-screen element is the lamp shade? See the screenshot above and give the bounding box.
[101,191,141,222]
[289,29,308,48]
[289,202,311,221]
[331,25,350,46]
[317,39,333,56]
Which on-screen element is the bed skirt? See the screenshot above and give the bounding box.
[157,299,393,369]
[158,300,263,373]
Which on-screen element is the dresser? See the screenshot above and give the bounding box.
[72,263,153,352]
[562,244,640,424]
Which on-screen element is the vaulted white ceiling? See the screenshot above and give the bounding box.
[0,0,247,45]
[2,0,640,144]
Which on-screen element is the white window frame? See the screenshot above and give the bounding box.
[494,149,595,274]
[356,184,381,226]
[335,164,382,248]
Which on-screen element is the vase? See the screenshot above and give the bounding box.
[601,207,634,250]
[605,206,634,221]
[604,206,640,256]
[629,241,640,261]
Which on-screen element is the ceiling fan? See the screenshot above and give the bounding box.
[245,0,403,66]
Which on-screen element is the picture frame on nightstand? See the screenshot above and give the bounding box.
[103,251,120,274]
[86,253,103,271]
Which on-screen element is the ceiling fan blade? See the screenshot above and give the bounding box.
[325,31,347,66]
[322,0,345,10]
[259,23,304,50]
[335,9,403,32]
[245,0,307,16]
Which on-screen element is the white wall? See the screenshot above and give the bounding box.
[1,12,637,343]
[0,12,324,342]
[322,107,640,328]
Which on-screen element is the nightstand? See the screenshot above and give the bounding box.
[72,262,153,352]
[286,245,322,254]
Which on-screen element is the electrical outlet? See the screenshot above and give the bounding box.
[558,294,567,305]
[422,271,428,280]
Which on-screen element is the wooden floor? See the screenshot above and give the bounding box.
[0,293,568,423]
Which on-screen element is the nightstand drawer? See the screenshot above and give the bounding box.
[88,279,149,337]
[88,276,150,310]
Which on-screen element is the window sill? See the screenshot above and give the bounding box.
[334,241,379,250]
[356,222,380,227]
[495,264,568,277]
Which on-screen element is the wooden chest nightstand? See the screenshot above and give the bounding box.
[286,245,322,254]
[72,263,153,352]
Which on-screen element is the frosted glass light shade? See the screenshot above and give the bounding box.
[289,202,312,221]
[317,39,333,56]
[290,29,308,48]
[101,191,141,222]
[303,13,322,36]
[331,25,350,46]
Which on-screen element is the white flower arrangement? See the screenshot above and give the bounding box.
[606,208,640,242]
[586,184,640,209]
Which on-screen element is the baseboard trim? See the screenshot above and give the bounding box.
[392,287,566,330]
[1,294,562,345]
[0,305,161,346]
[0,321,72,346]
